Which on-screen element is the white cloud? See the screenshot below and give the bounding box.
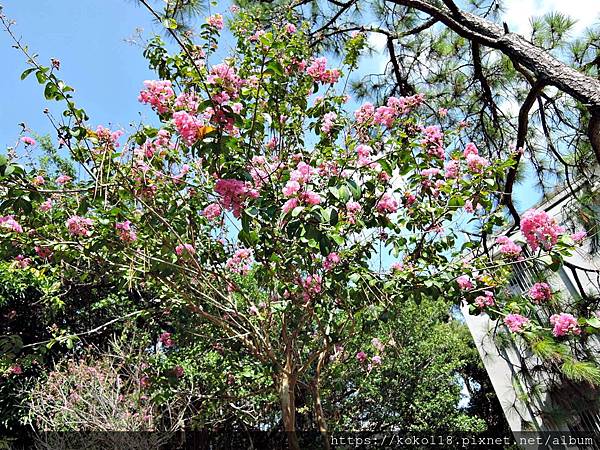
[503,0,600,36]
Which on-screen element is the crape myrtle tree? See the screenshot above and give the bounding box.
[0,3,594,448]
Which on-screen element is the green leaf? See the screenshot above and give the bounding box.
[587,317,600,328]
[163,18,178,29]
[20,67,36,80]
[0,154,7,167]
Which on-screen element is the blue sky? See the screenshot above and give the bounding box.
[0,1,161,143]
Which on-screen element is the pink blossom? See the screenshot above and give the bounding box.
[32,175,45,186]
[466,153,489,173]
[138,80,174,114]
[376,192,398,214]
[520,208,565,251]
[302,190,322,205]
[463,143,479,157]
[438,108,448,117]
[549,313,581,337]
[8,365,22,375]
[421,168,441,177]
[474,291,495,309]
[172,365,185,378]
[202,203,222,221]
[214,178,258,218]
[504,314,530,333]
[159,332,174,348]
[496,236,522,257]
[282,197,299,214]
[456,275,473,290]
[421,125,444,158]
[284,23,297,33]
[95,125,124,148]
[55,174,72,184]
[39,199,53,212]
[115,220,137,243]
[0,215,23,233]
[306,57,341,84]
[66,216,94,237]
[354,103,374,124]
[373,105,397,128]
[14,255,31,269]
[371,338,385,352]
[444,160,459,179]
[283,180,301,197]
[321,112,337,134]
[35,246,53,259]
[301,274,322,301]
[391,262,403,272]
[206,13,224,30]
[464,200,474,213]
[346,200,362,224]
[323,252,341,271]
[175,243,195,256]
[226,248,253,275]
[21,136,36,146]
[571,231,587,242]
[290,161,314,184]
[529,282,552,304]
[371,355,382,365]
[173,110,205,146]
[356,351,368,363]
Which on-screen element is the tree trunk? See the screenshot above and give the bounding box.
[314,350,331,450]
[280,352,300,450]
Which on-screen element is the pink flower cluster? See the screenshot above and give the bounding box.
[321,112,337,135]
[202,203,222,221]
[56,174,72,184]
[354,94,424,126]
[356,144,380,170]
[21,136,36,146]
[115,220,137,243]
[207,63,243,100]
[549,313,581,337]
[444,160,459,179]
[66,216,94,237]
[32,175,45,186]
[504,313,530,333]
[173,110,205,146]
[421,126,445,159]
[95,125,124,149]
[226,248,253,275]
[520,208,565,251]
[529,282,551,304]
[456,275,473,290]
[323,252,340,271]
[376,192,399,215]
[354,102,374,124]
[571,230,587,242]
[175,243,195,256]
[206,13,224,30]
[0,215,23,233]
[159,332,174,348]
[14,255,31,269]
[138,80,175,114]
[496,236,522,258]
[474,291,495,309]
[215,178,259,218]
[346,200,361,224]
[306,57,341,84]
[301,274,322,302]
